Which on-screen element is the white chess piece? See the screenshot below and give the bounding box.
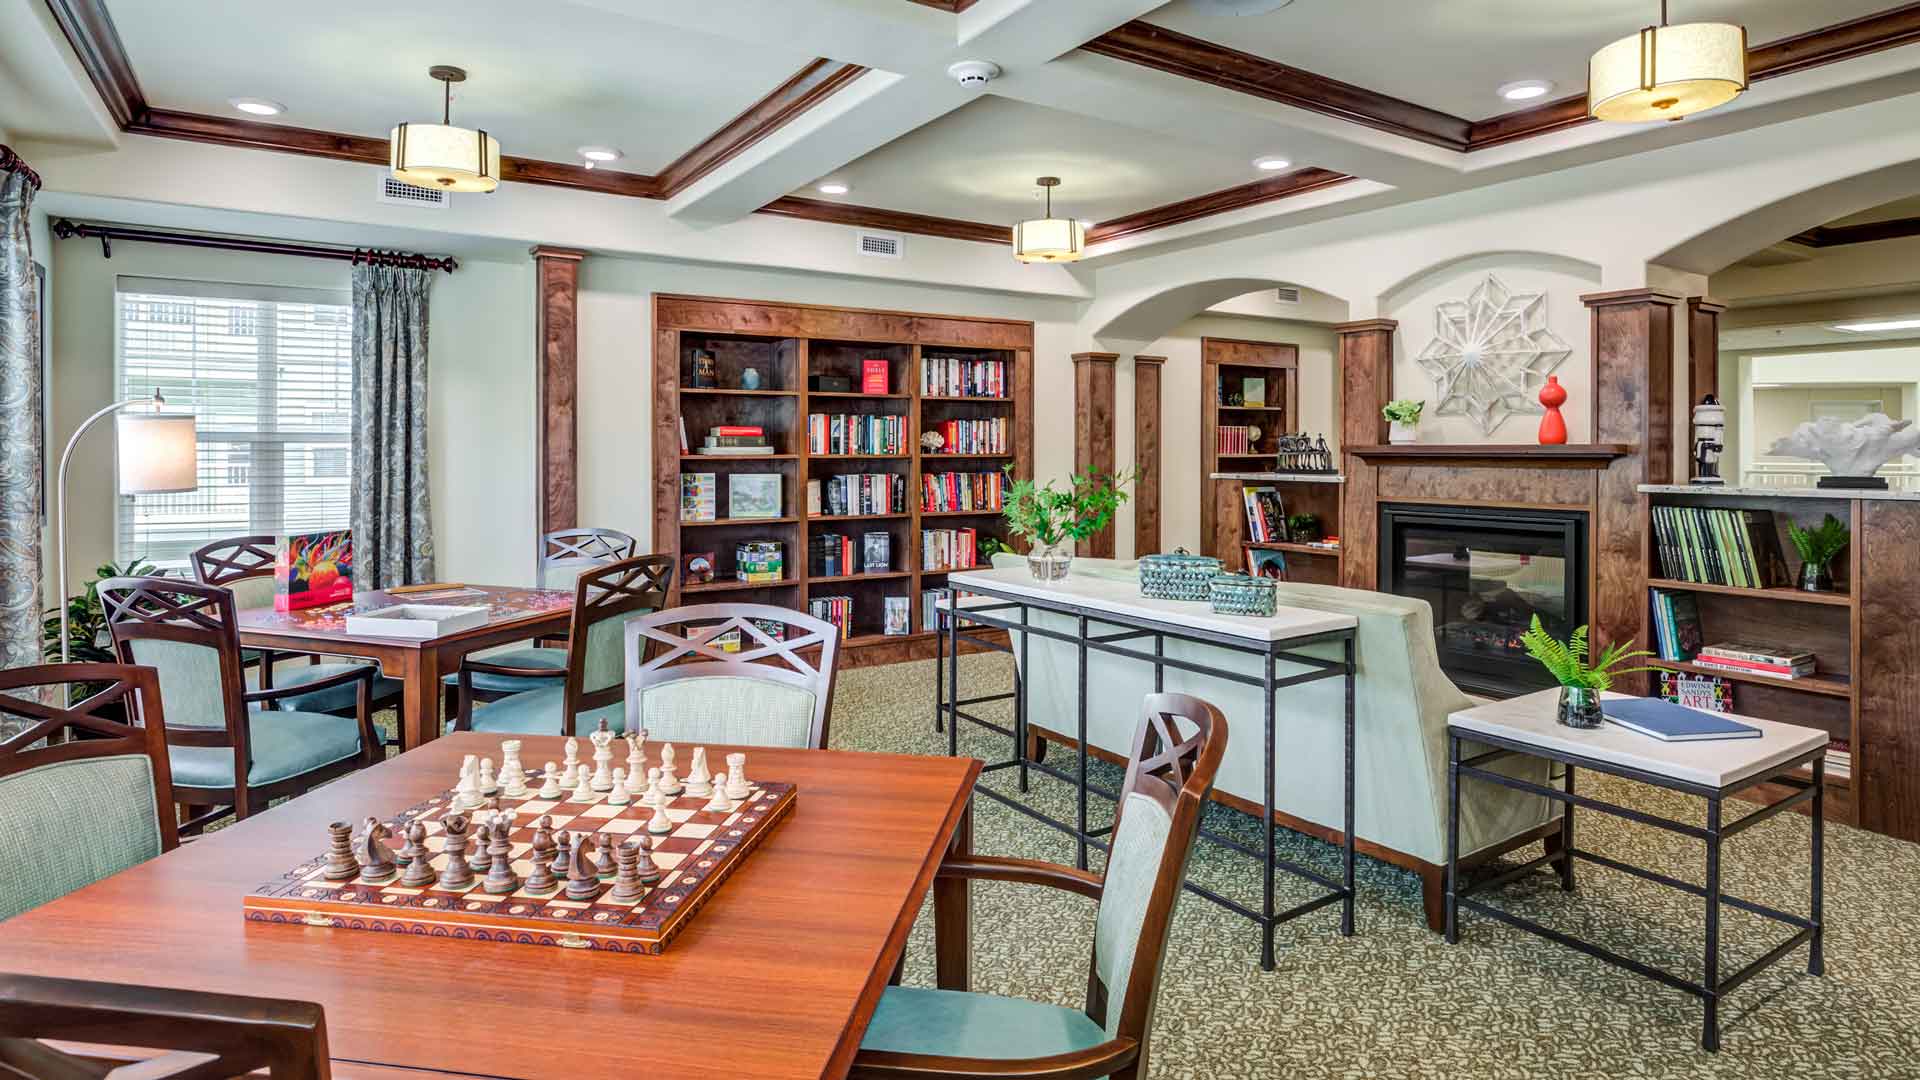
[647,798,672,835]
[453,754,484,810]
[499,740,525,788]
[501,765,529,799]
[607,768,632,806]
[724,753,750,800]
[641,767,664,807]
[571,768,596,803]
[561,737,580,785]
[702,782,731,814]
[658,743,683,795]
[477,757,498,796]
[624,733,647,785]
[683,747,712,796]
[589,723,616,792]
[537,763,563,800]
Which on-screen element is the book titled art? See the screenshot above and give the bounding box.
[276,529,353,612]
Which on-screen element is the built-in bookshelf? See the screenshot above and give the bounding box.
[653,294,1033,666]
[1199,338,1305,565]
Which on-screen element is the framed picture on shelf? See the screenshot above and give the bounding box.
[1244,546,1289,580]
[883,596,911,636]
[682,551,716,585]
[728,473,783,519]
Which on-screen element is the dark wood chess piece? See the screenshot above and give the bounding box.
[358,816,397,883]
[482,822,520,895]
[565,832,602,901]
[634,834,663,885]
[436,812,476,891]
[398,820,436,888]
[610,839,644,903]
[549,829,571,882]
[524,836,559,894]
[594,831,619,879]
[466,814,494,873]
[322,821,359,881]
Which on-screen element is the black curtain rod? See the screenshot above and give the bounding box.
[51,219,459,273]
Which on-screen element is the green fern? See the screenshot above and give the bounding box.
[1520,615,1655,691]
[1787,514,1849,569]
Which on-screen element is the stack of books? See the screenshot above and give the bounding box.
[922,356,1005,397]
[1826,740,1851,782]
[1649,589,1704,660]
[812,473,904,516]
[922,528,978,572]
[1242,485,1287,542]
[808,595,853,641]
[922,471,1003,512]
[697,424,774,456]
[1651,505,1791,587]
[930,417,1006,455]
[1217,426,1257,454]
[734,541,784,584]
[808,414,905,455]
[1691,642,1817,680]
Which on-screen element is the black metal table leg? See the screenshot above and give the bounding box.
[934,593,945,734]
[1341,634,1356,938]
[1075,613,1090,872]
[1260,649,1279,970]
[1559,766,1576,892]
[1810,754,1825,976]
[946,591,960,759]
[1703,796,1723,1052]
[1015,604,1030,794]
[1445,730,1461,945]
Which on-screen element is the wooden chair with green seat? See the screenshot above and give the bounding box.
[0,974,330,1079]
[439,526,642,713]
[851,692,1227,1080]
[622,603,841,749]
[451,553,672,737]
[97,576,382,833]
[0,663,178,923]
[191,535,404,725]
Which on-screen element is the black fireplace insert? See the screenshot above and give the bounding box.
[1379,503,1587,698]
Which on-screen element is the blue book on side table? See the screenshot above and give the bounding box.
[1603,697,1761,742]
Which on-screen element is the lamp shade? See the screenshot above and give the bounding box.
[116,413,198,495]
[1588,21,1747,122]
[390,122,501,192]
[1012,217,1086,263]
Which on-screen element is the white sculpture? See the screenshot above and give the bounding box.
[1767,413,1920,481]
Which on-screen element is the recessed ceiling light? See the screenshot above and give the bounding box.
[817,181,851,195]
[578,146,622,162]
[1497,80,1554,102]
[1252,156,1291,171]
[1833,318,1920,332]
[230,98,285,116]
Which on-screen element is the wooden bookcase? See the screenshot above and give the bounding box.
[652,294,1033,667]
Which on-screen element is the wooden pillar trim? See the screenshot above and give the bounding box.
[1686,296,1727,408]
[1133,356,1164,558]
[532,246,588,540]
[1072,352,1118,558]
[1334,319,1396,590]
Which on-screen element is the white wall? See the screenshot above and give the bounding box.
[1732,345,1920,477]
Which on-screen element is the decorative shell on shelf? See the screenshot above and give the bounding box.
[1766,413,1920,478]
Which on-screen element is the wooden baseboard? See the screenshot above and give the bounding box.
[842,628,1008,669]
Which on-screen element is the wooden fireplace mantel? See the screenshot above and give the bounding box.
[1348,444,1634,468]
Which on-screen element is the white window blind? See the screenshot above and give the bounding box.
[115,277,354,563]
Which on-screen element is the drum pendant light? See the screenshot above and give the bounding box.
[1588,1,1747,123]
[1013,177,1086,264]
[391,66,501,192]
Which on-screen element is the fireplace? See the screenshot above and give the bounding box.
[1379,504,1588,698]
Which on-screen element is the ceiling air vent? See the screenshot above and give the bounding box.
[1274,285,1301,303]
[377,175,449,209]
[856,230,904,260]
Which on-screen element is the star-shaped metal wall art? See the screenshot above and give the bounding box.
[1412,275,1571,435]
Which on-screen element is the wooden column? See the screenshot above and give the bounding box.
[532,246,587,539]
[1333,320,1396,590]
[1073,352,1118,557]
[1132,356,1164,557]
[1858,499,1920,840]
[1583,289,1679,692]
[1686,296,1726,407]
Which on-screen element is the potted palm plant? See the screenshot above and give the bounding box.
[1519,616,1655,728]
[1383,399,1424,444]
[1787,514,1849,592]
[1002,469,1133,581]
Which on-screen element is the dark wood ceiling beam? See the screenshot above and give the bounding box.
[904,0,979,12]
[1086,167,1354,245]
[1081,20,1472,151]
[42,0,146,128]
[1789,216,1920,247]
[759,196,1010,244]
[656,59,868,195]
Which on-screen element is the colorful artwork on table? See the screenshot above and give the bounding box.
[276,530,354,612]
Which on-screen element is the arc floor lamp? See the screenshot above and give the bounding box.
[54,390,197,662]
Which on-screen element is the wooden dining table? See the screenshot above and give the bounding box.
[0,733,981,1080]
[234,585,576,751]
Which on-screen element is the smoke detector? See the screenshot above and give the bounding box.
[948,61,1001,89]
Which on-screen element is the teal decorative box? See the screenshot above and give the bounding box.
[1208,572,1277,617]
[1138,548,1221,602]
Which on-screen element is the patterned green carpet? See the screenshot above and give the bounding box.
[838,655,1920,1080]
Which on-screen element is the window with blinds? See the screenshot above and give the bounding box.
[115,277,354,563]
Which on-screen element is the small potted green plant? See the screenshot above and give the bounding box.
[1519,616,1655,728]
[1002,468,1134,581]
[40,557,156,704]
[1285,512,1320,542]
[1383,399,1424,444]
[1787,513,1849,592]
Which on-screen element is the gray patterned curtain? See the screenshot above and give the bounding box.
[0,147,44,690]
[350,263,435,590]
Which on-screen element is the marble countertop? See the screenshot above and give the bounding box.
[1638,484,1920,502]
[945,566,1356,643]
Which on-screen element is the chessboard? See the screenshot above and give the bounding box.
[243,757,796,954]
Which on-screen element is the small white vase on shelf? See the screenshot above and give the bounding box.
[1388,419,1419,445]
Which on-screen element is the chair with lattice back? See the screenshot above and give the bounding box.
[0,663,178,923]
[0,974,330,1079]
[191,535,403,720]
[97,576,381,831]
[622,603,841,750]
[454,553,673,736]
[851,693,1227,1080]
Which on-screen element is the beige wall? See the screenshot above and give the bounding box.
[1751,385,1907,459]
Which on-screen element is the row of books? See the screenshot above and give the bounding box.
[808,595,914,639]
[922,356,1006,398]
[1689,641,1818,680]
[690,423,774,457]
[1242,485,1287,543]
[1648,589,1704,661]
[922,528,979,572]
[808,413,907,456]
[810,473,906,517]
[1651,505,1791,588]
[1217,425,1260,455]
[811,532,891,577]
[920,589,979,632]
[930,417,1007,455]
[1826,740,1852,782]
[922,470,1003,513]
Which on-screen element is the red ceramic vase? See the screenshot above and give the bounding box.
[1538,375,1568,445]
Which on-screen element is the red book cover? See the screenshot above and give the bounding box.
[275,530,354,612]
[712,425,764,436]
[862,359,889,396]
[1691,654,1809,674]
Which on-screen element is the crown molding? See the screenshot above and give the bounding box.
[42,0,145,128]
[1085,168,1354,245]
[655,59,869,195]
[903,0,980,11]
[1789,215,1920,248]
[758,196,1010,244]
